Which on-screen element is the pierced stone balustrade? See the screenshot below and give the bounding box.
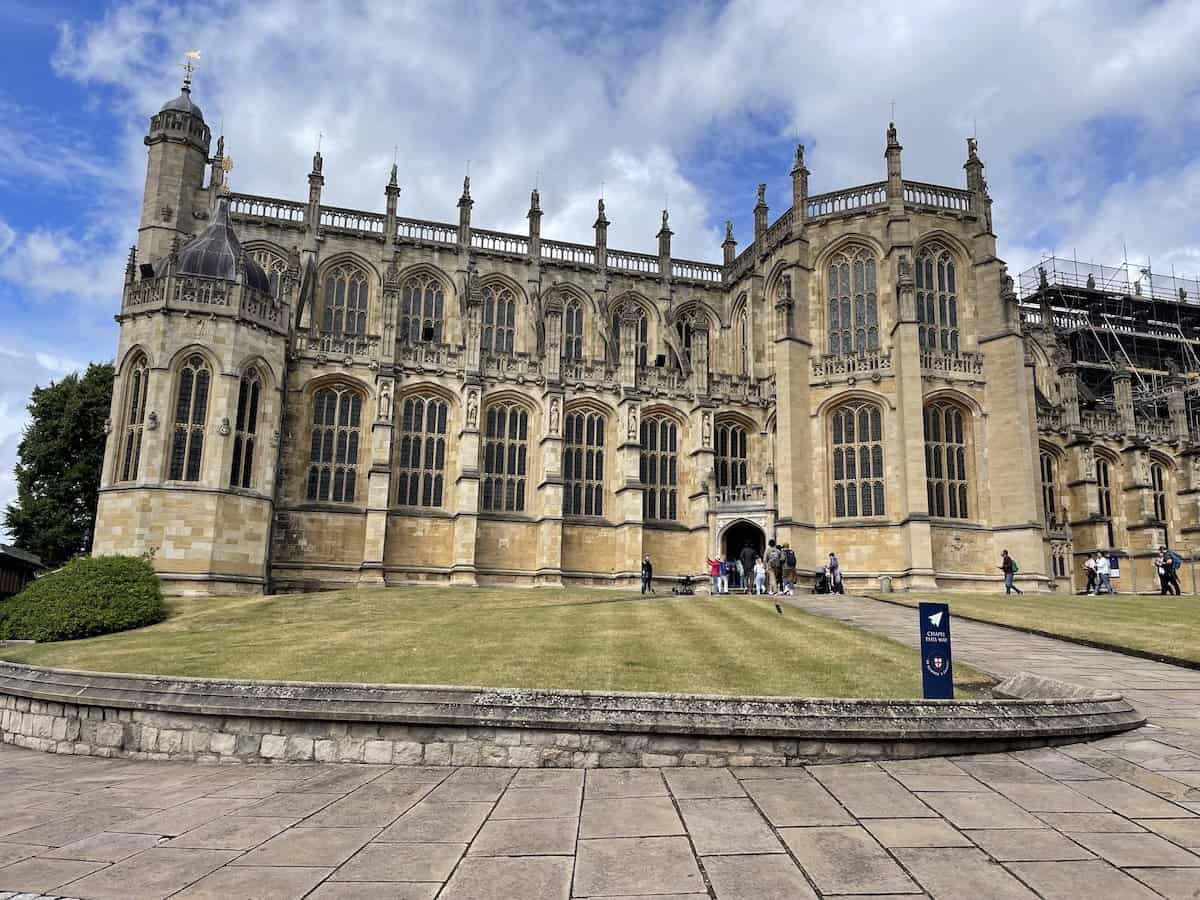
[810,350,892,382]
[295,333,380,362]
[920,351,984,379]
[396,342,463,371]
[320,206,384,235]
[638,365,687,395]
[229,192,306,226]
[903,181,972,213]
[542,240,596,267]
[395,217,458,246]
[609,249,660,276]
[807,182,887,219]
[716,483,767,509]
[471,229,528,257]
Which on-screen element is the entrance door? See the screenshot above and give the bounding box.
[723,521,766,567]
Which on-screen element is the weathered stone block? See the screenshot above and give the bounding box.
[641,753,679,767]
[235,734,262,756]
[392,741,423,765]
[260,734,287,759]
[95,722,125,748]
[506,746,540,767]
[313,739,338,762]
[424,743,451,766]
[285,736,314,761]
[451,743,481,766]
[363,740,392,764]
[337,738,365,762]
[210,733,237,756]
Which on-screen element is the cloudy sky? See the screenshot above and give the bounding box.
[0,0,1198,535]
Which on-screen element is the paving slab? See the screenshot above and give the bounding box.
[915,791,1045,829]
[662,768,744,799]
[894,847,1038,899]
[584,769,667,799]
[304,784,431,827]
[0,844,50,868]
[1127,867,1200,899]
[984,781,1108,813]
[309,882,439,899]
[439,856,573,900]
[1069,778,1197,817]
[1134,816,1200,848]
[510,769,584,790]
[1005,860,1163,900]
[58,847,239,900]
[741,775,854,827]
[0,856,106,893]
[777,826,918,895]
[862,818,973,848]
[810,768,934,818]
[573,837,703,897]
[701,853,817,900]
[233,826,379,868]
[425,769,513,802]
[490,787,580,820]
[676,799,780,855]
[963,829,1093,861]
[1069,830,1200,867]
[111,798,251,837]
[239,792,342,818]
[468,817,577,856]
[43,830,161,862]
[377,801,493,843]
[331,841,466,882]
[1033,811,1146,833]
[167,815,299,850]
[172,864,332,899]
[580,797,683,838]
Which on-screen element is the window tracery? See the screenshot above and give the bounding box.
[612,304,648,367]
[831,402,885,517]
[482,284,516,354]
[564,410,605,517]
[320,265,369,349]
[563,298,584,363]
[118,354,149,482]
[396,395,448,508]
[916,247,959,353]
[482,403,528,512]
[640,416,678,520]
[307,386,362,503]
[715,422,748,490]
[924,401,969,519]
[169,354,211,482]
[828,248,878,355]
[229,368,262,489]
[400,273,444,345]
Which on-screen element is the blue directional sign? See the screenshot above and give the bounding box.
[918,602,954,699]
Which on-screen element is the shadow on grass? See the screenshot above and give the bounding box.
[498,594,695,611]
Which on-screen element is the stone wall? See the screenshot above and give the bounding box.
[0,662,1145,768]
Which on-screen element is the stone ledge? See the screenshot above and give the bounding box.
[0,661,1145,767]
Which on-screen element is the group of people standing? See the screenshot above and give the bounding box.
[706,540,795,595]
[1082,552,1114,595]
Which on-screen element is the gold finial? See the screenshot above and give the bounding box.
[181,49,201,89]
[220,155,233,194]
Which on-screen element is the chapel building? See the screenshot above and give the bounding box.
[93,76,1198,596]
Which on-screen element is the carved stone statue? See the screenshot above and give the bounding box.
[755,183,766,206]
[702,411,712,446]
[103,417,113,436]
[966,136,978,159]
[778,274,792,301]
[147,411,159,431]
[1080,445,1096,480]
[898,254,911,279]
[378,381,393,422]
[627,405,639,441]
[466,390,479,429]
[549,397,560,434]
[218,417,231,437]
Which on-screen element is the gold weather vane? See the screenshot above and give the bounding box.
[182,49,201,87]
[220,155,233,194]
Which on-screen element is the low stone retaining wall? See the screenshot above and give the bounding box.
[0,662,1144,767]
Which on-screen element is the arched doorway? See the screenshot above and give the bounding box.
[722,520,766,563]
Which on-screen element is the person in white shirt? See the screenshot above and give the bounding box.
[1083,555,1097,595]
[1095,552,1113,595]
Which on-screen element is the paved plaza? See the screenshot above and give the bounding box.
[0,595,1198,899]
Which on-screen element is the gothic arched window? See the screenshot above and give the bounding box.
[118,353,149,482]
[229,368,262,489]
[1097,456,1116,547]
[916,248,959,353]
[640,416,678,520]
[923,401,970,519]
[400,274,444,345]
[1151,462,1169,523]
[676,319,694,366]
[612,305,649,367]
[250,248,288,301]
[307,386,362,503]
[563,299,584,363]
[831,402,885,517]
[396,395,448,508]
[321,265,369,349]
[1040,451,1058,529]
[169,354,211,481]
[735,308,749,376]
[482,284,517,354]
[481,403,529,512]
[828,248,878,355]
[715,422,748,489]
[564,410,605,517]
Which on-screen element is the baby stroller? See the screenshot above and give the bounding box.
[672,574,696,595]
[812,568,831,594]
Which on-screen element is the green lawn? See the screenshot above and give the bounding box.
[0,586,986,698]
[878,592,1200,664]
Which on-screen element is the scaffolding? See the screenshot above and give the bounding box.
[1018,255,1200,424]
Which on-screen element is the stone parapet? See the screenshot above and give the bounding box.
[0,662,1143,768]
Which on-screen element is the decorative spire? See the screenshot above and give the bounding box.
[529,187,541,213]
[594,196,609,227]
[722,220,737,265]
[459,175,471,203]
[755,183,767,208]
[790,143,806,174]
[180,49,201,93]
[725,220,734,242]
[754,183,768,241]
[389,162,398,188]
[311,149,323,175]
[887,121,900,149]
[658,208,671,234]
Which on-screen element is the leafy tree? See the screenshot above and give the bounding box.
[4,363,114,567]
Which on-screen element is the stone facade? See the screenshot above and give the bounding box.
[96,79,1123,595]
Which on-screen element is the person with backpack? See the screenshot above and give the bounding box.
[1160,545,1183,595]
[739,542,758,595]
[1000,549,1022,595]
[1083,553,1097,595]
[765,540,783,595]
[781,543,797,595]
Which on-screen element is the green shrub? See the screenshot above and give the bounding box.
[0,555,166,642]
